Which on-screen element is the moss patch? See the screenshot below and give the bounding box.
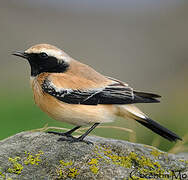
[57,160,80,179]
[8,157,24,175]
[0,150,44,178]
[24,151,44,165]
[88,159,99,174]
[150,149,164,158]
[93,145,181,179]
[0,170,5,179]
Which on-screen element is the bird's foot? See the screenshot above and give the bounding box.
[47,131,73,138]
[58,136,93,145]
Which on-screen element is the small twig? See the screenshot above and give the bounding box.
[29,124,135,141]
[29,124,84,134]
[81,125,136,142]
[80,125,134,133]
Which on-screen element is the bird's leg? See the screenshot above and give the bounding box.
[76,123,100,141]
[47,126,81,137]
[58,123,100,144]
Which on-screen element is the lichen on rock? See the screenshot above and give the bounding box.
[0,132,187,179]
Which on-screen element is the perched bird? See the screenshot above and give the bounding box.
[12,44,181,144]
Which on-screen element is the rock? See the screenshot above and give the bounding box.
[0,132,187,180]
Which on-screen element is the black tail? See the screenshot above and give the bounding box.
[133,91,161,103]
[136,118,182,142]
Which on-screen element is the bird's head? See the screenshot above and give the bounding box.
[12,44,70,76]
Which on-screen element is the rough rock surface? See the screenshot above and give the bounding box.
[0,132,187,180]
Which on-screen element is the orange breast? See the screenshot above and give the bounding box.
[30,75,117,126]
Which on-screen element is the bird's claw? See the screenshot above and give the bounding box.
[47,131,73,138]
[58,136,93,145]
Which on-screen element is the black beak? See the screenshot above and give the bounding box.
[12,51,28,59]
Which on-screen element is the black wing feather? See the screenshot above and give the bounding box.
[42,78,160,105]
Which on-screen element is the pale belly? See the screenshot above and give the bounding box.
[31,76,117,126]
[30,77,146,127]
[34,90,117,126]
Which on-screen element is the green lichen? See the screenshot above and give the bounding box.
[88,158,98,165]
[89,165,99,174]
[0,170,5,178]
[59,160,73,166]
[179,159,188,163]
[4,150,44,177]
[57,160,79,179]
[24,151,44,165]
[150,149,163,158]
[88,158,99,174]
[102,148,140,169]
[0,177,13,180]
[93,145,171,179]
[8,157,24,175]
[1,167,14,180]
[68,168,79,178]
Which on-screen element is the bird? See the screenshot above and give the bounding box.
[12,43,182,144]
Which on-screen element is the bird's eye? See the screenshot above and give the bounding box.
[39,52,48,59]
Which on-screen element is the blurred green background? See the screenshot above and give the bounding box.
[1,0,188,152]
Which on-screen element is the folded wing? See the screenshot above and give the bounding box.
[42,76,160,105]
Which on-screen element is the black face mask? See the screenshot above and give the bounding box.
[27,53,69,76]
